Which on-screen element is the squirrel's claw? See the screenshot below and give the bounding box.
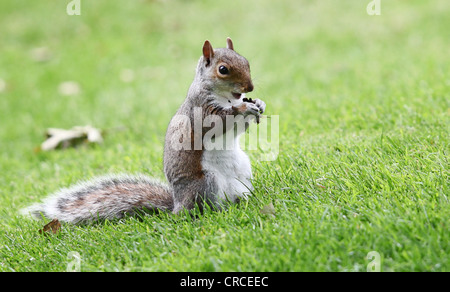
[254,99,266,114]
[243,103,261,124]
[243,98,266,115]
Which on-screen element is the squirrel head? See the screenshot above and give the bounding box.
[197,38,254,100]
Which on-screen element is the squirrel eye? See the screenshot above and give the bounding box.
[218,65,229,75]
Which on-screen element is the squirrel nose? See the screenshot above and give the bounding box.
[245,82,254,93]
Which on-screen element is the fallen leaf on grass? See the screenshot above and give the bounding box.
[0,78,6,93]
[40,125,103,151]
[30,47,53,63]
[39,219,61,235]
[316,184,326,189]
[58,81,81,96]
[260,203,276,217]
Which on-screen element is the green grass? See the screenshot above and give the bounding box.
[0,0,449,271]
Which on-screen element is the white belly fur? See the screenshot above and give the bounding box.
[201,140,253,203]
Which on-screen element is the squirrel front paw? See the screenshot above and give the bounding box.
[232,99,265,123]
[243,98,266,114]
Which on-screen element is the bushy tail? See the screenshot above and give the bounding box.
[21,174,174,224]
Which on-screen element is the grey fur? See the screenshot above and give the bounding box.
[21,39,265,223]
[21,174,173,224]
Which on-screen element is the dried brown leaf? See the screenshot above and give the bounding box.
[39,219,61,235]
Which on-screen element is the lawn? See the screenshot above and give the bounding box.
[0,0,448,272]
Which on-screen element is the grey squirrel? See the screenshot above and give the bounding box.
[21,38,266,224]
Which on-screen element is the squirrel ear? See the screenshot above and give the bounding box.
[226,37,234,51]
[202,40,214,67]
